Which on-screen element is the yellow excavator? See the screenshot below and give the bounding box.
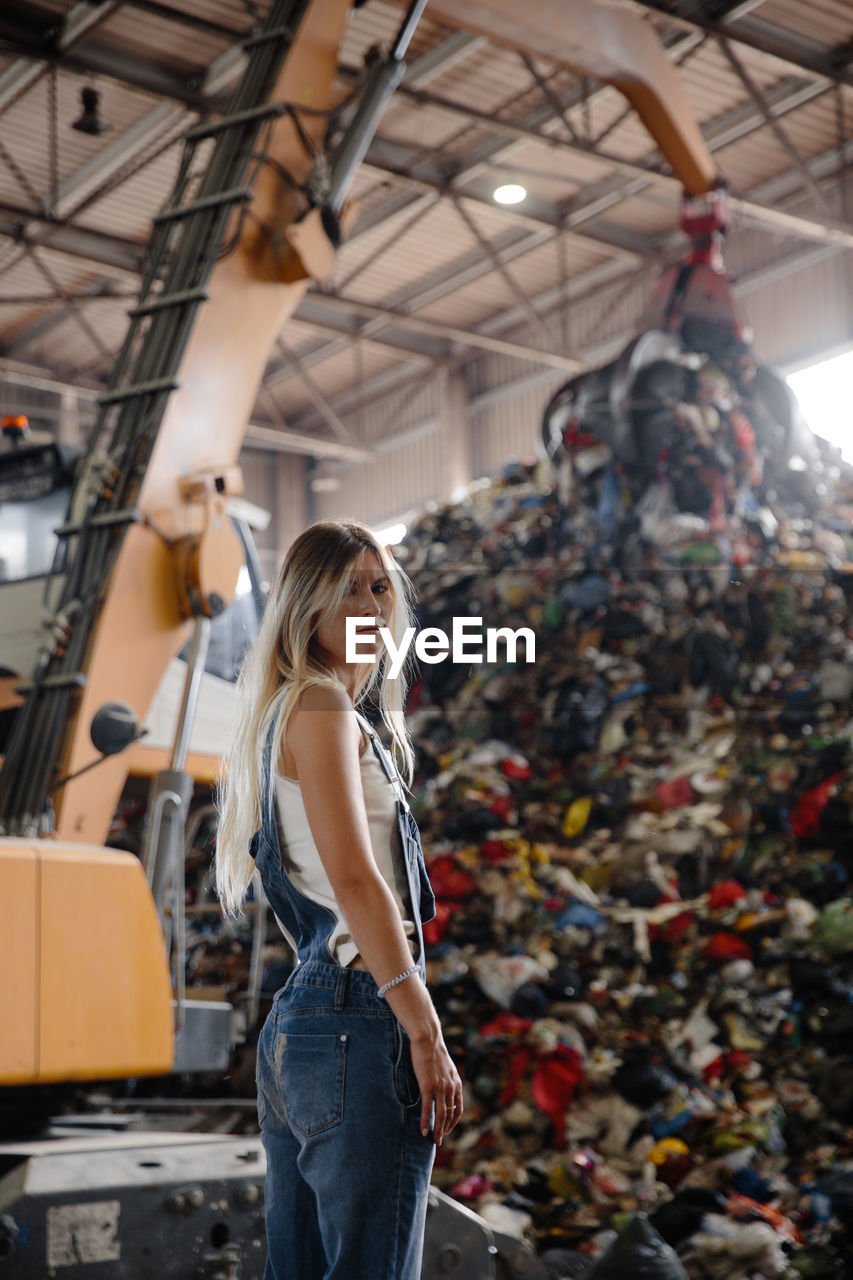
[0,0,747,1274]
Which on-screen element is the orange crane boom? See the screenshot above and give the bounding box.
[391,0,718,196]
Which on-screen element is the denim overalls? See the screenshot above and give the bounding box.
[251,708,437,1280]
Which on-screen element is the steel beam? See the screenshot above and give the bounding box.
[701,75,827,151]
[264,227,545,389]
[123,0,245,41]
[0,1,125,118]
[750,138,853,208]
[265,240,628,394]
[54,103,188,219]
[288,232,849,439]
[716,35,833,215]
[448,192,556,341]
[0,202,146,273]
[274,336,356,443]
[362,134,654,256]
[0,19,483,120]
[0,101,188,277]
[631,1,853,88]
[0,355,100,397]
[334,22,829,326]
[1,276,123,358]
[0,30,481,356]
[284,293,584,372]
[0,2,229,112]
[717,1,770,22]
[364,79,853,248]
[270,70,849,390]
[243,422,377,461]
[366,130,853,252]
[342,25,705,244]
[404,31,486,88]
[265,291,449,384]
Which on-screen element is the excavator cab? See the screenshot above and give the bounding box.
[0,431,82,754]
[0,417,266,773]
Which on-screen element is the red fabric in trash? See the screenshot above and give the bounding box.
[789,772,843,838]
[500,758,532,781]
[705,932,752,961]
[654,776,695,808]
[428,855,478,899]
[481,839,512,864]
[649,894,693,945]
[702,1054,724,1083]
[709,880,747,910]
[480,1013,533,1040]
[656,1154,692,1189]
[500,1046,533,1107]
[724,1049,752,1074]
[488,795,515,823]
[422,901,455,946]
[531,1046,584,1149]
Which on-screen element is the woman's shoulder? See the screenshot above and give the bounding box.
[284,681,367,766]
[292,680,350,715]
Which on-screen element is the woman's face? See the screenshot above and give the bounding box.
[313,547,392,672]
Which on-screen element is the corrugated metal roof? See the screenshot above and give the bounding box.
[264,336,405,416]
[757,0,852,49]
[160,0,265,29]
[94,8,235,74]
[0,0,850,438]
[71,138,194,240]
[0,69,169,210]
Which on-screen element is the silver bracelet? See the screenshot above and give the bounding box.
[377,965,418,998]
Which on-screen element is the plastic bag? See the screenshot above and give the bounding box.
[586,1215,689,1279]
[635,478,679,542]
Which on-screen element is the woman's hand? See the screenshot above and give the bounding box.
[409,1032,463,1146]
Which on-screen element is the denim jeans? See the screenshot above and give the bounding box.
[256,960,435,1280]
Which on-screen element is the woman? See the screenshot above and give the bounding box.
[216,519,463,1280]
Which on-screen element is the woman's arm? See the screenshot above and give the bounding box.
[285,683,463,1144]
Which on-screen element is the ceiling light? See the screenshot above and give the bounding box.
[493,183,527,206]
[72,87,111,136]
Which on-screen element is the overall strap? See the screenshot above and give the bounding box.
[353,708,410,813]
[261,710,279,828]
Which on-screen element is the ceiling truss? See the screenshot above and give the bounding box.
[0,0,849,450]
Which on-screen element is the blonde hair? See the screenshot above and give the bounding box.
[215,519,418,916]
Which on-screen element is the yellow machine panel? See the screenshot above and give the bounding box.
[1,847,38,1082]
[0,841,173,1085]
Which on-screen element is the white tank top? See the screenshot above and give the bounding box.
[274,721,415,967]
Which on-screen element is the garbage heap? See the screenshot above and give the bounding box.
[393,348,853,1280]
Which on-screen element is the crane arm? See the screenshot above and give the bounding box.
[392,0,718,197]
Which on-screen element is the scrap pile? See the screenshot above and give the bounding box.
[392,351,853,1278]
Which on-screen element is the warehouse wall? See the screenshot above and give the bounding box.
[238,447,307,577]
[739,246,853,368]
[310,378,446,530]
[468,367,563,480]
